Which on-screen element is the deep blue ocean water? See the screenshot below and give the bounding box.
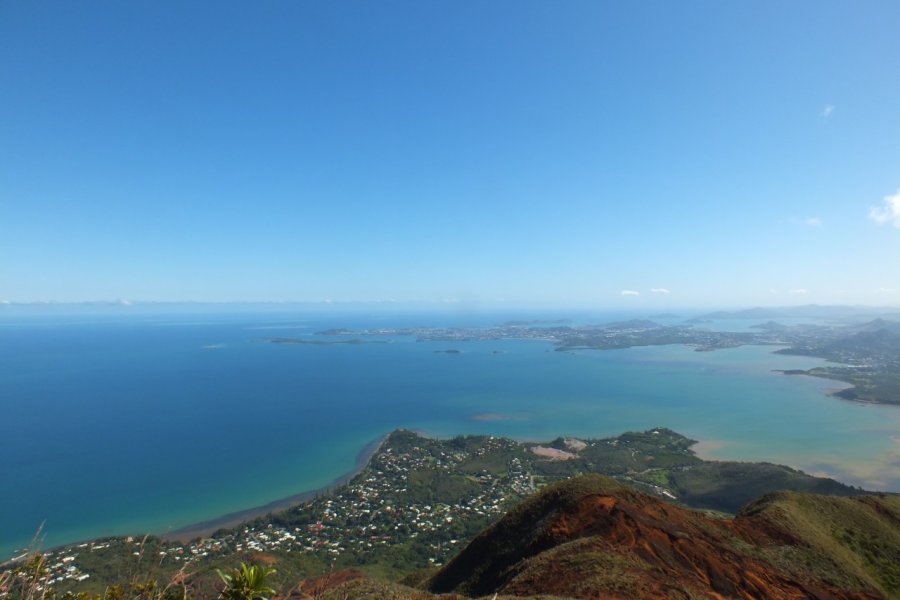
[3,309,900,559]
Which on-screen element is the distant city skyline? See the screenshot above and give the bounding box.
[2,1,899,308]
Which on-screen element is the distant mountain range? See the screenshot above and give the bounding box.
[697,305,900,321]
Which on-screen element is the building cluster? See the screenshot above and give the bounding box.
[3,433,547,594]
[195,434,538,566]
[1,543,95,597]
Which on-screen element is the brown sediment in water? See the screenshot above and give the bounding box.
[469,412,513,421]
[690,438,727,459]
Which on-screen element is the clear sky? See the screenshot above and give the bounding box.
[2,1,899,308]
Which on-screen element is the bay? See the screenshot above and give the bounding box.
[2,310,900,559]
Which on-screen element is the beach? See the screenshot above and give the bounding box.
[160,434,388,543]
[5,319,900,559]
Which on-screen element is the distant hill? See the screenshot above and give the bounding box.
[750,319,790,331]
[315,475,900,599]
[850,318,900,335]
[426,475,900,599]
[823,328,900,355]
[599,319,663,330]
[771,317,900,405]
[701,307,782,319]
[699,305,899,320]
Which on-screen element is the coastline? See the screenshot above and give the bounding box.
[7,422,885,563]
[159,433,389,543]
[690,438,728,460]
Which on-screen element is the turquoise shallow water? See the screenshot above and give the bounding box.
[2,310,900,559]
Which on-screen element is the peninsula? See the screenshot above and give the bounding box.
[8,428,863,597]
[308,313,900,405]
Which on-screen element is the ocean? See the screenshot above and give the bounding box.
[3,308,900,559]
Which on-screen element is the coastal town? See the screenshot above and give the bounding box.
[310,320,763,352]
[2,429,680,595]
[1,427,864,596]
[198,431,537,567]
[1,431,541,595]
[12,313,896,597]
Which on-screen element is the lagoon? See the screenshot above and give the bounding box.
[2,310,900,559]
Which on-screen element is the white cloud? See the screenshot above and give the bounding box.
[789,288,809,295]
[620,290,641,296]
[650,288,670,294]
[869,190,900,228]
[787,216,823,227]
[821,104,835,118]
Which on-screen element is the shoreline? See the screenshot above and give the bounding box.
[6,421,885,563]
[159,433,388,543]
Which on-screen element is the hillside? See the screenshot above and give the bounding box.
[2,430,870,598]
[312,475,900,599]
[776,319,900,405]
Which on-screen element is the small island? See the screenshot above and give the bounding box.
[302,312,900,405]
[267,337,388,346]
[294,309,900,404]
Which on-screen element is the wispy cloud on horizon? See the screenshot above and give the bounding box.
[620,290,640,296]
[788,216,823,227]
[870,190,900,228]
[789,288,809,295]
[650,288,671,294]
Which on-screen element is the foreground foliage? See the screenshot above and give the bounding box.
[215,564,275,600]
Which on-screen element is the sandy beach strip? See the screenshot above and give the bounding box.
[159,433,388,543]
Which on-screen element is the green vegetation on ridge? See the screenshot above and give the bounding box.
[4,428,866,599]
[426,474,900,600]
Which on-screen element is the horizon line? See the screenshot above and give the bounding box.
[2,300,899,310]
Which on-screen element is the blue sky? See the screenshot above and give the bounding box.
[2,1,899,308]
